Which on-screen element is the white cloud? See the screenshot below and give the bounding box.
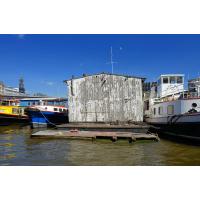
[43,81,55,86]
[46,81,55,86]
[41,80,55,86]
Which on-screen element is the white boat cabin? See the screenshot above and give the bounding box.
[145,74,200,120]
[31,105,68,113]
[20,97,68,113]
[157,74,184,98]
[151,99,200,118]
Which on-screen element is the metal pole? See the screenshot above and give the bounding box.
[111,46,113,74]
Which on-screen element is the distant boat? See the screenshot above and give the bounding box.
[21,97,68,128]
[0,99,29,125]
[144,74,200,143]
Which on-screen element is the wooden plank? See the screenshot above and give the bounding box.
[56,123,149,129]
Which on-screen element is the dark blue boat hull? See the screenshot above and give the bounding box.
[149,123,200,145]
[27,110,68,128]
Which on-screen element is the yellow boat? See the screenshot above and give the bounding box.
[0,99,29,125]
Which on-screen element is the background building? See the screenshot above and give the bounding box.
[65,73,145,123]
[0,81,4,95]
[188,77,200,96]
[0,78,28,97]
[19,77,25,93]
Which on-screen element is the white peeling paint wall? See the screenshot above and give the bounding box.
[67,74,143,122]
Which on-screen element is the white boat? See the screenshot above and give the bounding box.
[144,74,200,143]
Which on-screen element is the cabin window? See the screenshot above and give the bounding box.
[2,102,7,106]
[146,101,149,110]
[12,108,19,114]
[158,107,163,115]
[153,108,156,115]
[167,105,174,115]
[177,76,183,84]
[19,108,24,115]
[59,108,62,112]
[163,77,168,84]
[54,108,58,111]
[157,78,161,86]
[170,76,176,84]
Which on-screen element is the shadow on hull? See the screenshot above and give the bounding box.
[0,116,29,126]
[149,124,200,146]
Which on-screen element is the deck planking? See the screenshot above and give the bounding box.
[31,129,159,142]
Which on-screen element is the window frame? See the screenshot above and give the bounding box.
[162,77,169,84]
[167,105,174,115]
[158,106,163,115]
[177,76,183,84]
[170,76,176,84]
[12,108,19,114]
[153,107,156,115]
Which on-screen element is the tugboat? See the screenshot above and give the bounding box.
[21,98,68,128]
[144,74,200,144]
[0,99,29,125]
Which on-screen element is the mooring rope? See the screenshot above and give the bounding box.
[38,109,57,127]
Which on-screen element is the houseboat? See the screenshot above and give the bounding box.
[144,74,200,143]
[0,99,29,125]
[20,97,68,128]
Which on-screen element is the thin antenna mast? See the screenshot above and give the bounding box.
[111,46,114,74]
[107,46,117,74]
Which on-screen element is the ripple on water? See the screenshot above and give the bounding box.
[0,125,200,166]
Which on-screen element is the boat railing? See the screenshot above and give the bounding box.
[180,91,200,99]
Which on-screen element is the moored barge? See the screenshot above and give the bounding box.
[144,74,200,144]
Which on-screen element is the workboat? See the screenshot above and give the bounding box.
[21,98,68,128]
[144,74,200,143]
[0,99,29,125]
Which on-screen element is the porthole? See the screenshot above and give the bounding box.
[192,103,197,108]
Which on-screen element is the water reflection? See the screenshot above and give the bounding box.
[0,125,200,166]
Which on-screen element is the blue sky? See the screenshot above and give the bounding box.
[0,34,200,97]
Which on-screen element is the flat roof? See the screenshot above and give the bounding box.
[64,72,146,82]
[21,97,67,101]
[160,74,185,76]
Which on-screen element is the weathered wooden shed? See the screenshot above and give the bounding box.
[64,73,145,123]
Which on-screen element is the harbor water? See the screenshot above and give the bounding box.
[0,125,200,166]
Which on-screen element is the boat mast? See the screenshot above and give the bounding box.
[107,46,117,74]
[111,46,114,74]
